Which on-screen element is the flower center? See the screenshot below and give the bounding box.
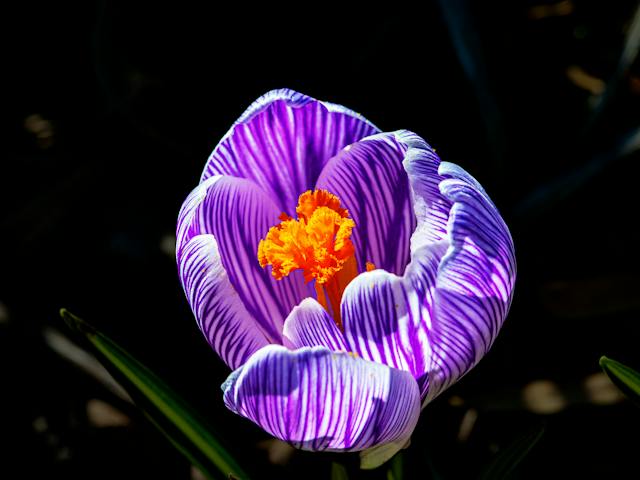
[258,189,359,329]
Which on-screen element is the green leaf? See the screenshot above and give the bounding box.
[60,308,249,480]
[600,356,640,407]
[331,462,349,480]
[478,424,544,480]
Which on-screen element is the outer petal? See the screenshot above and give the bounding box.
[282,298,348,351]
[176,175,312,344]
[398,130,452,250]
[177,235,269,369]
[316,133,416,275]
[201,89,380,211]
[222,345,420,454]
[426,161,516,401]
[342,131,515,405]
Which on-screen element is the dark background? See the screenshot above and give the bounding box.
[2,1,640,478]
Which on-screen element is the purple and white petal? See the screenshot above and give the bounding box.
[222,345,420,454]
[201,89,380,212]
[341,244,447,401]
[316,133,416,275]
[282,298,348,352]
[338,130,450,399]
[342,131,515,405]
[423,161,516,402]
[397,130,452,250]
[177,234,269,369]
[176,175,312,343]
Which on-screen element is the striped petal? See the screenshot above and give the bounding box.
[341,244,445,400]
[282,298,348,352]
[177,235,269,369]
[342,131,515,405]
[222,345,420,457]
[316,133,416,275]
[176,175,312,345]
[201,89,380,212]
[397,130,452,250]
[427,161,516,401]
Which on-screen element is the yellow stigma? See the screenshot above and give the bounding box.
[257,189,359,329]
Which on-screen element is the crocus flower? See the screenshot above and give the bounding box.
[176,89,515,468]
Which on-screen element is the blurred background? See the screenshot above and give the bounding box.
[3,1,640,478]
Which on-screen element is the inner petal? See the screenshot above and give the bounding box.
[201,89,380,212]
[316,133,417,276]
[282,298,348,352]
[179,175,313,343]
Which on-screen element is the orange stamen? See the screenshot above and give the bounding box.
[257,189,359,329]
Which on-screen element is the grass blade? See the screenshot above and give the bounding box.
[60,308,249,480]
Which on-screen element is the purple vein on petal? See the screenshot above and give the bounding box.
[222,345,420,452]
[177,175,312,344]
[201,89,380,212]
[282,298,348,352]
[316,133,416,275]
[177,234,270,369]
[341,130,515,406]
